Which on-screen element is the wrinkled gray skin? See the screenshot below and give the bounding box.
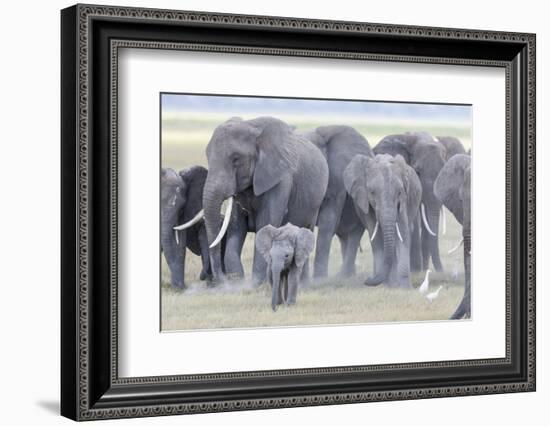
[202,116,329,285]
[344,154,422,288]
[161,166,214,289]
[374,132,446,272]
[303,125,373,278]
[434,154,471,319]
[436,136,466,160]
[256,223,315,311]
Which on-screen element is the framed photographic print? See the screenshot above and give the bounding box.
[61,4,536,421]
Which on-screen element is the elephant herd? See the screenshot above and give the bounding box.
[161,116,471,319]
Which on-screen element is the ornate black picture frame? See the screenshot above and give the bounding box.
[61,4,536,421]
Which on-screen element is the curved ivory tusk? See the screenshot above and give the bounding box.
[395,222,404,243]
[174,229,179,245]
[173,209,204,231]
[441,206,447,235]
[448,238,464,254]
[370,221,379,242]
[209,197,233,249]
[421,203,437,237]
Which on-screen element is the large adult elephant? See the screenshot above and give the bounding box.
[374,132,446,272]
[343,154,422,288]
[202,116,329,285]
[434,154,471,319]
[303,125,373,278]
[161,166,214,289]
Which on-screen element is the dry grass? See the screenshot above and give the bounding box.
[161,112,470,331]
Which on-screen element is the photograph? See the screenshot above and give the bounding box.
[59,3,535,420]
[160,94,472,331]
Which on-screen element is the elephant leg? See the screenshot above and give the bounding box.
[422,207,443,272]
[421,228,431,271]
[341,228,364,277]
[279,271,288,306]
[197,226,211,281]
[410,215,422,272]
[287,266,301,305]
[252,181,291,286]
[337,235,347,262]
[223,208,248,280]
[451,235,471,319]
[314,195,345,278]
[162,227,187,290]
[300,259,310,285]
[395,230,412,289]
[430,235,443,272]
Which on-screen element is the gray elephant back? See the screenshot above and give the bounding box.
[311,125,372,190]
[436,136,466,160]
[373,133,416,163]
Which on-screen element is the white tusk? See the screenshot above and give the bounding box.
[441,207,446,235]
[448,238,464,254]
[173,209,204,231]
[395,222,404,243]
[174,230,179,245]
[209,197,233,249]
[370,221,379,242]
[421,203,437,237]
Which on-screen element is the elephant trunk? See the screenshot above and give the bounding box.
[161,219,186,289]
[202,178,229,282]
[366,219,395,286]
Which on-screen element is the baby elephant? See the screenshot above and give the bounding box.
[256,223,315,311]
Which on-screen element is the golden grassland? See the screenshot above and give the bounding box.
[161,112,470,331]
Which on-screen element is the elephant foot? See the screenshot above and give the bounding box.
[205,274,226,288]
[364,274,384,286]
[252,276,267,288]
[171,283,187,292]
[225,271,245,281]
[338,268,355,279]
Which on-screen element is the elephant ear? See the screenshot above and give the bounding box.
[251,119,298,196]
[179,166,208,218]
[434,154,470,204]
[343,155,371,215]
[294,227,315,268]
[179,165,207,189]
[256,225,277,262]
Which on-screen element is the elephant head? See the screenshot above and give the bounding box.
[407,132,446,236]
[344,154,419,287]
[202,116,300,281]
[374,132,447,271]
[434,154,471,319]
[256,223,315,311]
